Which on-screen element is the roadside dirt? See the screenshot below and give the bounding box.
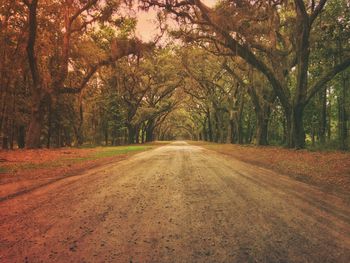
[190,141,350,196]
[1,141,349,262]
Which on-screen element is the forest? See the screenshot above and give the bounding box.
[0,0,349,150]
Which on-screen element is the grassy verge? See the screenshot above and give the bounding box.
[1,145,152,173]
[0,144,158,199]
[91,146,151,158]
[190,141,350,195]
[0,167,8,174]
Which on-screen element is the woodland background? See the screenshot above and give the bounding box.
[0,0,349,150]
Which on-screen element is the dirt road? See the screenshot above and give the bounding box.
[1,141,349,262]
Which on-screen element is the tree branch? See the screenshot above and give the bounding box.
[193,0,290,109]
[69,0,99,24]
[294,0,309,20]
[310,0,327,24]
[26,0,40,89]
[305,57,350,104]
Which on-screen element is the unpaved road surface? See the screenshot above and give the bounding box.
[1,141,349,262]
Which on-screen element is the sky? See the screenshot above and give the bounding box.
[135,0,217,42]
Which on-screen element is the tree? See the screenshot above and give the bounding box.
[144,0,350,148]
[22,0,151,148]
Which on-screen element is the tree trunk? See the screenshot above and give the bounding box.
[226,116,233,143]
[203,117,208,141]
[213,110,220,143]
[206,109,213,142]
[256,113,269,146]
[327,91,332,142]
[104,127,109,146]
[47,103,52,148]
[25,0,44,149]
[338,75,348,150]
[229,119,235,143]
[141,125,146,143]
[281,113,286,145]
[338,39,348,150]
[26,101,44,149]
[245,108,252,144]
[127,125,135,144]
[319,88,327,144]
[2,136,8,150]
[135,126,140,144]
[237,95,244,144]
[17,125,25,149]
[146,120,155,142]
[287,105,306,149]
[56,122,61,148]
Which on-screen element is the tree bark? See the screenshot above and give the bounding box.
[319,88,327,143]
[145,120,155,142]
[289,104,306,149]
[337,38,348,150]
[206,108,213,142]
[24,0,45,149]
[17,125,25,149]
[256,113,269,146]
[26,102,44,148]
[338,73,348,150]
[47,103,52,148]
[127,125,135,144]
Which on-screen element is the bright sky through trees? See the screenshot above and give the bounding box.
[136,0,217,41]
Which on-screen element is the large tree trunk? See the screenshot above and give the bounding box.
[127,125,135,144]
[25,0,44,149]
[145,120,155,142]
[256,113,269,146]
[286,104,306,149]
[26,102,44,148]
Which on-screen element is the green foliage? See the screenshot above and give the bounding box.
[92,146,152,158]
[0,167,8,174]
[90,25,117,51]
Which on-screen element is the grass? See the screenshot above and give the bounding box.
[92,146,152,158]
[0,167,8,174]
[0,144,159,199]
[0,145,153,174]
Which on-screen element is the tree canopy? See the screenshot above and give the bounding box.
[0,0,349,149]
